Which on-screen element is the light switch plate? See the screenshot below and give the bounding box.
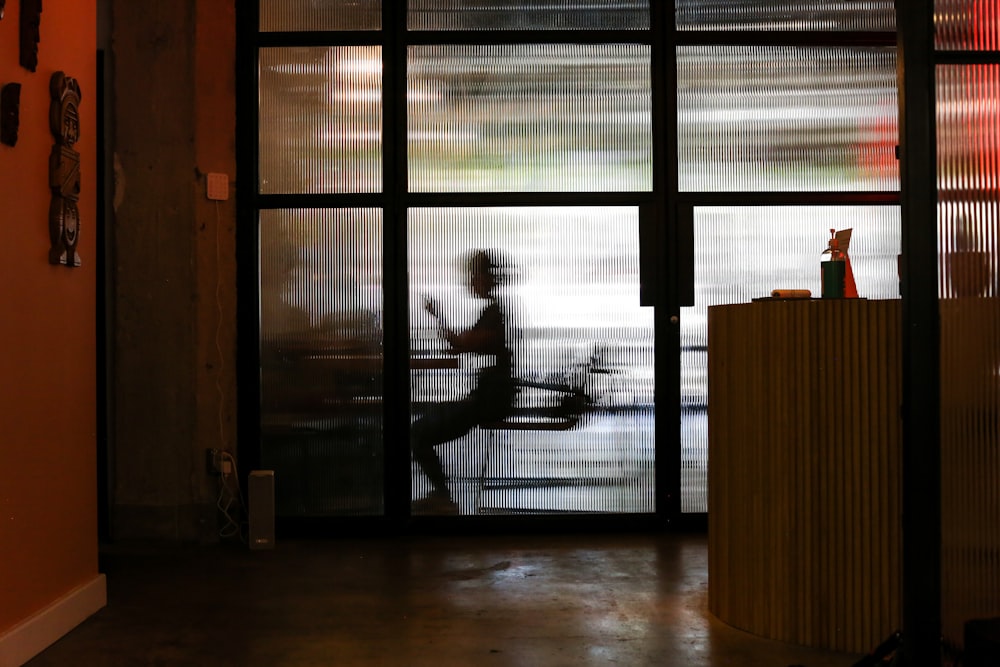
[206,172,229,201]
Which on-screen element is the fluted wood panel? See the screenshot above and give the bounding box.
[707,299,902,654]
[940,297,1000,645]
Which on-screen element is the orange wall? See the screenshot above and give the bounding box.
[0,0,99,633]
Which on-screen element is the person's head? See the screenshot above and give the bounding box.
[464,248,511,298]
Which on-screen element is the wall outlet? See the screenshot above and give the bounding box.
[206,448,234,475]
[206,172,229,201]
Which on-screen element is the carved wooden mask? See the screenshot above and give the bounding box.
[20,0,42,72]
[1,83,21,147]
[50,72,81,147]
[49,72,82,267]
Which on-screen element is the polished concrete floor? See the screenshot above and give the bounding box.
[26,532,864,667]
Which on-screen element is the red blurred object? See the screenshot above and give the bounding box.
[844,253,859,298]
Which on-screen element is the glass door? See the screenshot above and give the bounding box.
[935,1,1000,645]
[409,207,654,515]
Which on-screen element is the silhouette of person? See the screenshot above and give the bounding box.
[411,248,521,514]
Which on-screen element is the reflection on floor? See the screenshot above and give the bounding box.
[25,532,863,667]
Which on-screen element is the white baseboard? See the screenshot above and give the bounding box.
[0,574,107,667]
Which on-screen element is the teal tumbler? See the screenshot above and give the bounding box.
[821,259,845,299]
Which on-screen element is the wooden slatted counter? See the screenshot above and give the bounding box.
[707,298,902,654]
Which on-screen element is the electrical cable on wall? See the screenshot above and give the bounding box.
[216,450,247,542]
[215,200,228,458]
[213,199,246,542]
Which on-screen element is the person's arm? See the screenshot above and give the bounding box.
[425,296,502,354]
[424,296,460,352]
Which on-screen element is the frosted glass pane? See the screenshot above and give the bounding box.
[936,0,1000,50]
[937,63,1000,644]
[938,65,1000,299]
[408,0,649,30]
[678,45,899,192]
[676,0,896,31]
[260,0,381,31]
[682,206,901,512]
[259,47,382,194]
[408,44,652,193]
[408,207,654,515]
[258,208,384,516]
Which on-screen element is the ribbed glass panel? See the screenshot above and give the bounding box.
[936,63,1000,646]
[683,205,901,513]
[259,0,381,31]
[676,0,896,31]
[677,45,899,192]
[408,207,654,515]
[408,0,649,30]
[938,65,1000,299]
[408,44,652,193]
[259,46,382,194]
[258,208,384,517]
[936,0,1000,50]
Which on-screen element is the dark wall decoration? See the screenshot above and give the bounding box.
[20,0,42,72]
[48,71,82,267]
[1,83,20,146]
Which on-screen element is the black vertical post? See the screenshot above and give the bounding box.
[896,1,942,665]
[650,0,682,524]
[382,1,410,525]
[234,2,264,478]
[96,47,110,543]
